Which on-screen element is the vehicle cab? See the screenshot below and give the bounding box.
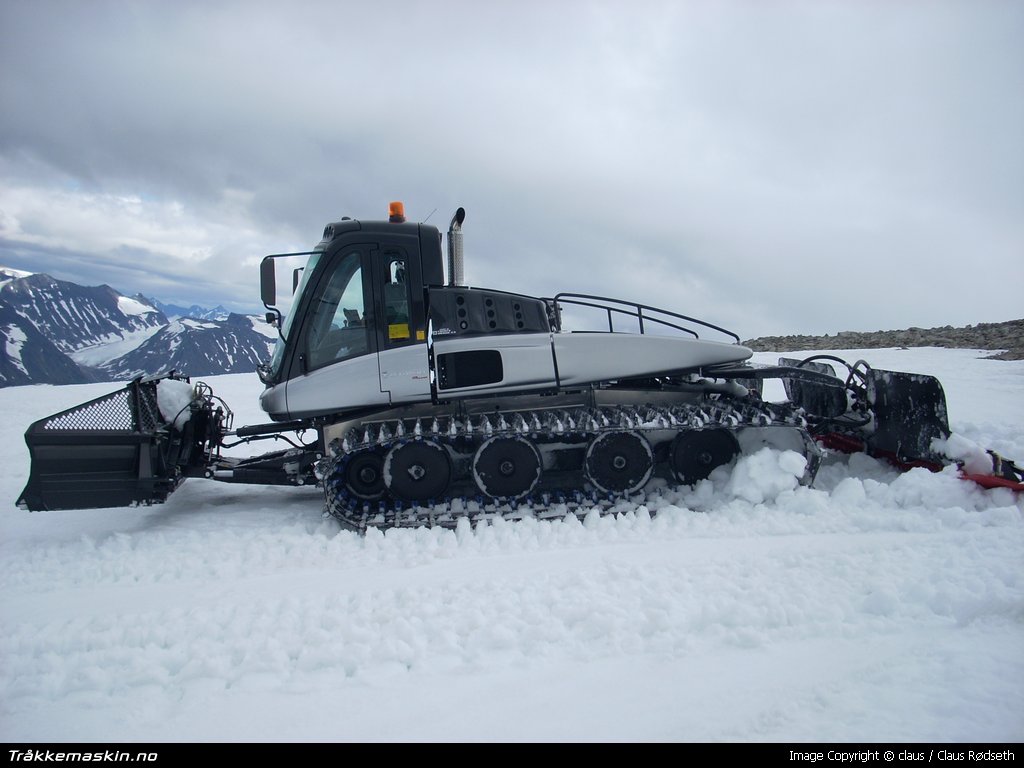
[258,210,445,421]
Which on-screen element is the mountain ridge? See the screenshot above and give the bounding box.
[0,270,275,387]
[743,319,1024,360]
[3,265,1021,387]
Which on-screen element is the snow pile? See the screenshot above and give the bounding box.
[721,447,807,504]
[157,377,195,428]
[933,433,995,476]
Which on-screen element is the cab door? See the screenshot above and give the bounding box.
[283,245,390,418]
[372,245,431,403]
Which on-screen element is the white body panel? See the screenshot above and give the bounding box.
[258,380,288,418]
[261,331,751,420]
[553,333,751,386]
[378,345,431,402]
[284,354,389,418]
[432,333,557,397]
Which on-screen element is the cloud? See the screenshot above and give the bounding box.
[0,184,288,309]
[0,0,1021,335]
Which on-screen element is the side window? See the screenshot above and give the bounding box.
[306,250,369,369]
[383,256,412,345]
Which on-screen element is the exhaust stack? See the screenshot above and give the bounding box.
[447,207,466,286]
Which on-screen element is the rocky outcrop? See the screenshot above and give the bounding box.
[744,319,1024,360]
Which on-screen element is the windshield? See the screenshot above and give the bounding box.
[267,251,323,379]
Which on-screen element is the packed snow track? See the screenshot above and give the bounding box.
[1,346,1021,742]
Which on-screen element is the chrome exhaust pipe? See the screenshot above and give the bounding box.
[447,207,465,286]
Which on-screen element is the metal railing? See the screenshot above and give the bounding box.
[547,292,740,344]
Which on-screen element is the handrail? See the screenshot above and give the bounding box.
[547,292,740,344]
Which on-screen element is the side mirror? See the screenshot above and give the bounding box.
[264,311,277,327]
[260,258,276,307]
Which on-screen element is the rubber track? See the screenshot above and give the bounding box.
[319,399,811,532]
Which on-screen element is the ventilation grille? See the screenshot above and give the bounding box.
[42,382,161,432]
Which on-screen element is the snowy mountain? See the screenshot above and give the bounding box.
[0,265,34,288]
[1,272,167,353]
[102,313,277,379]
[0,268,274,386]
[150,298,231,322]
[0,303,95,386]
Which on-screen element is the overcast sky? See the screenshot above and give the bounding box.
[1,0,1021,337]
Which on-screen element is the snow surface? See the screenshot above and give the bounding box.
[3,324,28,375]
[116,295,159,317]
[0,265,34,278]
[179,318,219,330]
[0,265,34,289]
[68,326,164,368]
[250,314,280,339]
[0,346,1021,742]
